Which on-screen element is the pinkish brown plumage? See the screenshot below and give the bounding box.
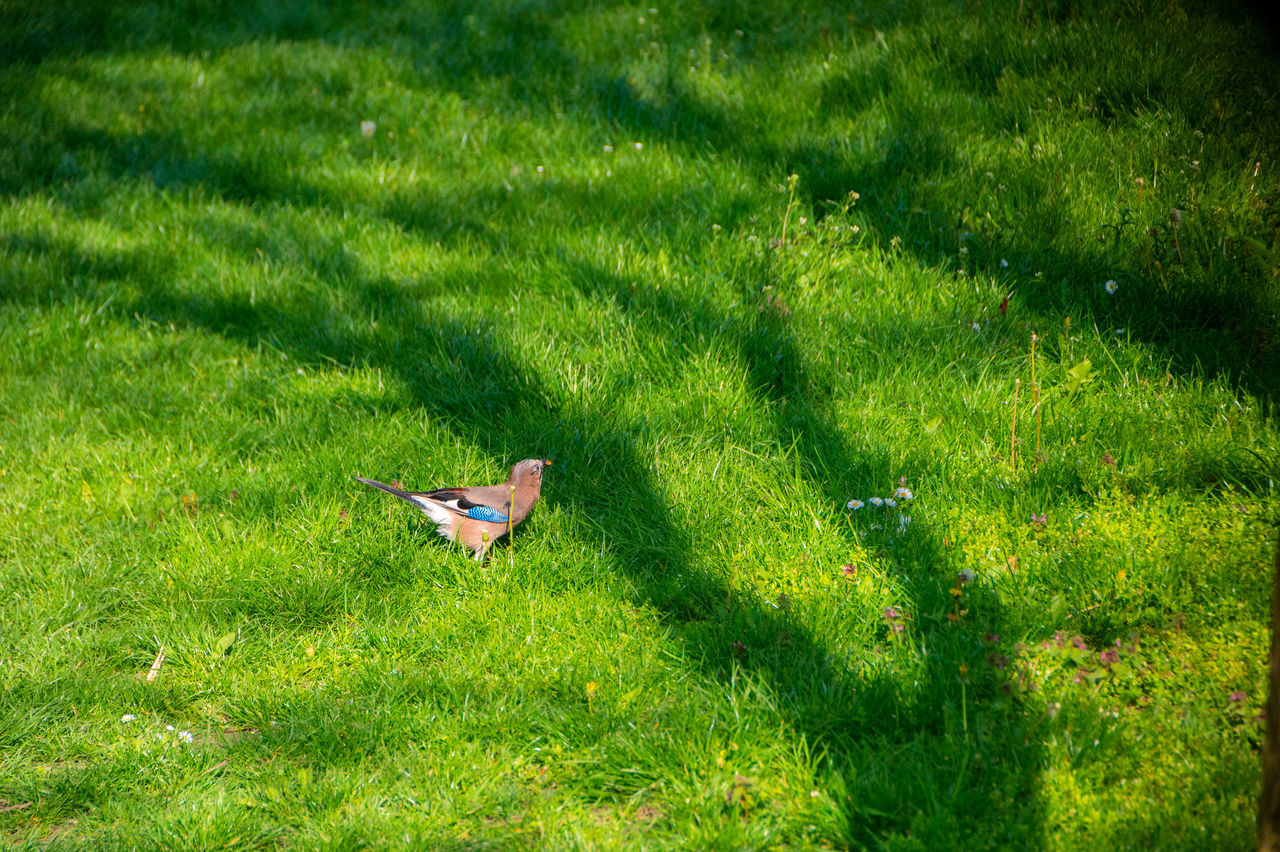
[356,458,550,560]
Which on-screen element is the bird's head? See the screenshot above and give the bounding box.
[510,458,551,489]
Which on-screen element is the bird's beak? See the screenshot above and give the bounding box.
[542,459,552,467]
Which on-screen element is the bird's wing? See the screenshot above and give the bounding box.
[418,487,511,523]
[355,478,511,523]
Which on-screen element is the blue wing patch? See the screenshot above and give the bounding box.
[466,505,510,523]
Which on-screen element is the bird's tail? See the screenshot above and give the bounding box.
[354,476,415,501]
[355,477,455,541]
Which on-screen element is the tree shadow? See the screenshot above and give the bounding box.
[8,0,1272,400]
[7,0,1277,843]
[2,196,1045,842]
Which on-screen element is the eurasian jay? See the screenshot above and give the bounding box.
[355,458,550,560]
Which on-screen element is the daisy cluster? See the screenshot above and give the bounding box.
[846,485,912,511]
[846,482,914,532]
[122,714,194,744]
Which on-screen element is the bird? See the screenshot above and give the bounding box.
[355,458,550,560]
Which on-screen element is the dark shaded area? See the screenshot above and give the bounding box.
[4,0,1278,844]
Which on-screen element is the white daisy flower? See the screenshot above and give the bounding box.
[893,487,913,500]
[603,145,614,153]
[846,499,865,510]
[121,714,137,723]
[178,731,194,744]
[1000,259,1009,268]
[884,498,897,508]
[634,142,643,150]
[971,322,981,332]
[1104,280,1117,294]
[869,497,884,507]
[360,121,376,138]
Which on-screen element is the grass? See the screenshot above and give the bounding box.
[1,0,1278,847]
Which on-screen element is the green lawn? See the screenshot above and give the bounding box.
[2,0,1278,847]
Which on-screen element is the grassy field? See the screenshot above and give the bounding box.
[2,0,1279,847]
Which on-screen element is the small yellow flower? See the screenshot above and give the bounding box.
[585,681,599,699]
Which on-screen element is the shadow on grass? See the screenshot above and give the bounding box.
[4,0,1275,402]
[0,205,1045,845]
[5,0,1278,843]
